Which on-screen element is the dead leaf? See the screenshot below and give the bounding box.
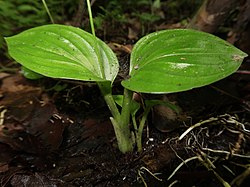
[11,173,65,187]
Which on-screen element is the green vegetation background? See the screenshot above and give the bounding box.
[0,0,202,59]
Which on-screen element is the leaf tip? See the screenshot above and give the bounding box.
[231,51,248,63]
[231,54,244,62]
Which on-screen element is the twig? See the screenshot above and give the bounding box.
[236,70,250,75]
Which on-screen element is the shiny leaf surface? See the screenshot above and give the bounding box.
[5,24,119,82]
[122,29,247,93]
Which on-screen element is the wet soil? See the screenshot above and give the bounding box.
[0,65,249,187]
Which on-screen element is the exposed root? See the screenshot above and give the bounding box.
[231,165,250,186]
[179,114,250,141]
[0,106,7,126]
[165,113,250,186]
[137,166,163,187]
[167,156,198,180]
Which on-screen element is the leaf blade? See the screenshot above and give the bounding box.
[5,24,119,82]
[122,29,248,93]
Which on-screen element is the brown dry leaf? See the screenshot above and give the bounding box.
[0,72,10,80]
[0,73,66,156]
[1,97,65,154]
[108,43,132,53]
[156,22,183,30]
[128,27,139,40]
[11,173,65,187]
[82,118,113,140]
[0,73,40,93]
[0,163,9,173]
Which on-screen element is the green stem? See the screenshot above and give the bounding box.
[98,83,133,153]
[86,0,96,37]
[117,88,134,152]
[42,0,54,24]
[120,88,133,128]
[86,0,133,153]
[132,115,138,131]
[97,82,120,120]
[137,106,151,152]
[86,0,105,78]
[110,117,133,153]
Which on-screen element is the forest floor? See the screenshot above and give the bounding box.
[1,3,250,187]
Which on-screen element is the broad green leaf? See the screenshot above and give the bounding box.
[122,29,248,93]
[5,24,119,83]
[21,66,44,80]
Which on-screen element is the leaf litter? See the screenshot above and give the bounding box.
[0,68,249,186]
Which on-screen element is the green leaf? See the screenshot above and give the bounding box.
[113,95,140,116]
[122,29,248,93]
[21,66,44,80]
[113,95,124,107]
[5,24,119,83]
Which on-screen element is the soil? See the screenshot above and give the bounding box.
[0,58,250,187]
[1,2,250,187]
